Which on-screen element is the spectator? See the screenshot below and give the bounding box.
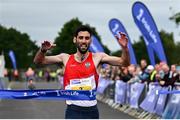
[159,64,177,87]
[140,59,148,72]
[138,65,154,83]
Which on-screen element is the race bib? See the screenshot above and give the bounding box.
[70,76,95,90]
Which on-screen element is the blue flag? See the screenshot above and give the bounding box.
[89,35,107,68]
[109,18,137,65]
[89,35,105,53]
[8,50,17,69]
[132,1,167,65]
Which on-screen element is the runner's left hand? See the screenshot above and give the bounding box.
[115,32,128,49]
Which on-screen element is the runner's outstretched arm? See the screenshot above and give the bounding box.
[99,32,130,67]
[33,41,66,64]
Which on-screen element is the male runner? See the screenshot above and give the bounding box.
[34,25,130,119]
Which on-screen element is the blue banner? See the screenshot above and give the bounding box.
[0,89,96,100]
[129,82,145,108]
[154,87,169,116]
[162,88,180,119]
[157,89,180,95]
[115,80,127,104]
[89,35,105,53]
[8,50,17,69]
[97,77,111,94]
[140,84,161,113]
[174,101,180,119]
[126,83,131,104]
[132,1,167,65]
[109,18,137,65]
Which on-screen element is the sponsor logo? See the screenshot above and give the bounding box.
[71,80,81,84]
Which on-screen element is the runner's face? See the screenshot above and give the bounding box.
[75,31,91,54]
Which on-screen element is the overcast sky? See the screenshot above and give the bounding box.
[0,0,180,52]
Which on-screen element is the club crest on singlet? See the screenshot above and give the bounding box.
[85,62,91,68]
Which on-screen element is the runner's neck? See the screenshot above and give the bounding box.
[74,52,89,62]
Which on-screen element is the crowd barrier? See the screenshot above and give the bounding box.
[97,76,180,119]
[0,77,9,90]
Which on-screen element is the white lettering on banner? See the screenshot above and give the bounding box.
[24,92,27,96]
[112,23,119,34]
[136,9,158,44]
[150,30,157,43]
[56,90,60,96]
[32,91,46,96]
[32,92,38,96]
[137,9,144,21]
[89,90,93,98]
[55,91,79,96]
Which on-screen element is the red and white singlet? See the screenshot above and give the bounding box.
[63,52,99,107]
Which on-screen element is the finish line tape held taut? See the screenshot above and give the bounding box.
[0,89,96,100]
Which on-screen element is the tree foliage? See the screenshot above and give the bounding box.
[52,18,110,55]
[159,30,176,65]
[0,25,39,69]
[170,12,180,26]
[132,36,149,64]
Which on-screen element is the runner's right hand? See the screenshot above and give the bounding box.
[41,41,56,52]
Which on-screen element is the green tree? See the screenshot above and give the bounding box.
[159,30,176,65]
[174,42,180,64]
[170,12,180,26]
[52,18,110,55]
[0,25,39,68]
[132,36,149,64]
[169,11,180,64]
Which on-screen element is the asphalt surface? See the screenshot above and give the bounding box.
[0,81,135,119]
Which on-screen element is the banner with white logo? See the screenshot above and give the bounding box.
[132,2,167,65]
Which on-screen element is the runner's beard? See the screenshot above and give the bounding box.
[76,43,89,54]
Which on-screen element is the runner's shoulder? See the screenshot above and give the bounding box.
[93,52,107,59]
[57,53,70,59]
[93,52,107,58]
